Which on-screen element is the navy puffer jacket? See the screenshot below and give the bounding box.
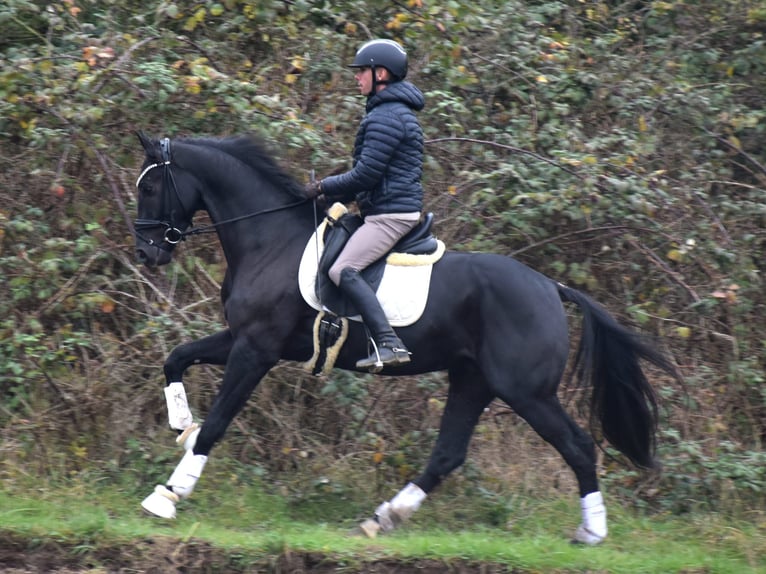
[320,81,425,217]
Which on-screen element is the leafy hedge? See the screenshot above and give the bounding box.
[1,0,764,513]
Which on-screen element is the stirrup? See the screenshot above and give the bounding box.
[356,339,411,373]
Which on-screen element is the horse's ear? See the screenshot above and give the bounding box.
[136,131,159,159]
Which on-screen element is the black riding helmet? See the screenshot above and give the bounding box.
[349,39,408,95]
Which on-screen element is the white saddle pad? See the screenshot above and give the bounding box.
[298,218,445,327]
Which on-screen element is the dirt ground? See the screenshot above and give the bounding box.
[0,532,522,573]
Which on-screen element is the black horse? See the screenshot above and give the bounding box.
[133,132,677,544]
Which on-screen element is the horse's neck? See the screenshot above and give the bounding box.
[180,149,315,274]
[211,198,315,273]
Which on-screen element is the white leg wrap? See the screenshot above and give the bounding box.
[374,483,427,533]
[573,491,608,544]
[166,448,208,499]
[389,482,427,521]
[165,382,194,430]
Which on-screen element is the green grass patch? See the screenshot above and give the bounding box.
[1,470,763,573]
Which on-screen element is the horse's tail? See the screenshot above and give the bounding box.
[556,282,678,469]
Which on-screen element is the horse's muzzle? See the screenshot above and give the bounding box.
[135,242,173,267]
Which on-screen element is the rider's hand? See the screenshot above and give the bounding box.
[304,179,322,199]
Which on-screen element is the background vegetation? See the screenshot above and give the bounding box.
[1,0,764,568]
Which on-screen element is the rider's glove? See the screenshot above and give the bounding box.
[304,179,323,199]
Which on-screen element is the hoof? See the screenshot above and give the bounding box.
[571,524,606,545]
[141,485,178,519]
[359,518,381,539]
[176,423,200,450]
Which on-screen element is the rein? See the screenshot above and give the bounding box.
[177,198,311,240]
[134,137,310,250]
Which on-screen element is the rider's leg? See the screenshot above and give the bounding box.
[338,267,410,371]
[328,213,419,372]
[328,213,420,285]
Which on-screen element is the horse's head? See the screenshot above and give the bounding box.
[134,132,198,267]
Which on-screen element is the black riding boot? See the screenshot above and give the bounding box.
[338,267,411,372]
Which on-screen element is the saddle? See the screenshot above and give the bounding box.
[298,203,445,375]
[316,206,439,318]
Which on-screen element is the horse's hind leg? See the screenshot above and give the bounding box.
[505,393,606,544]
[361,359,494,537]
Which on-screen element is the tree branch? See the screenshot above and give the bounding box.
[426,136,586,182]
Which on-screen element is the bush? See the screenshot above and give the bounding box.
[1,0,763,516]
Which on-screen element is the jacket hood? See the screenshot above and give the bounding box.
[367,81,425,112]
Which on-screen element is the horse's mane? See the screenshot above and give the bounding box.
[181,134,306,200]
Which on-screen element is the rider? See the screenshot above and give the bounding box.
[305,39,425,372]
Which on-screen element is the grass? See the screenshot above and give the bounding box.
[0,468,763,574]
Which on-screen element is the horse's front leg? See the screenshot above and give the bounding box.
[142,335,278,519]
[162,329,233,439]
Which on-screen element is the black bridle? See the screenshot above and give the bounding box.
[134,138,187,251]
[133,137,310,252]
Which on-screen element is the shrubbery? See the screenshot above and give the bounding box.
[1,0,764,515]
